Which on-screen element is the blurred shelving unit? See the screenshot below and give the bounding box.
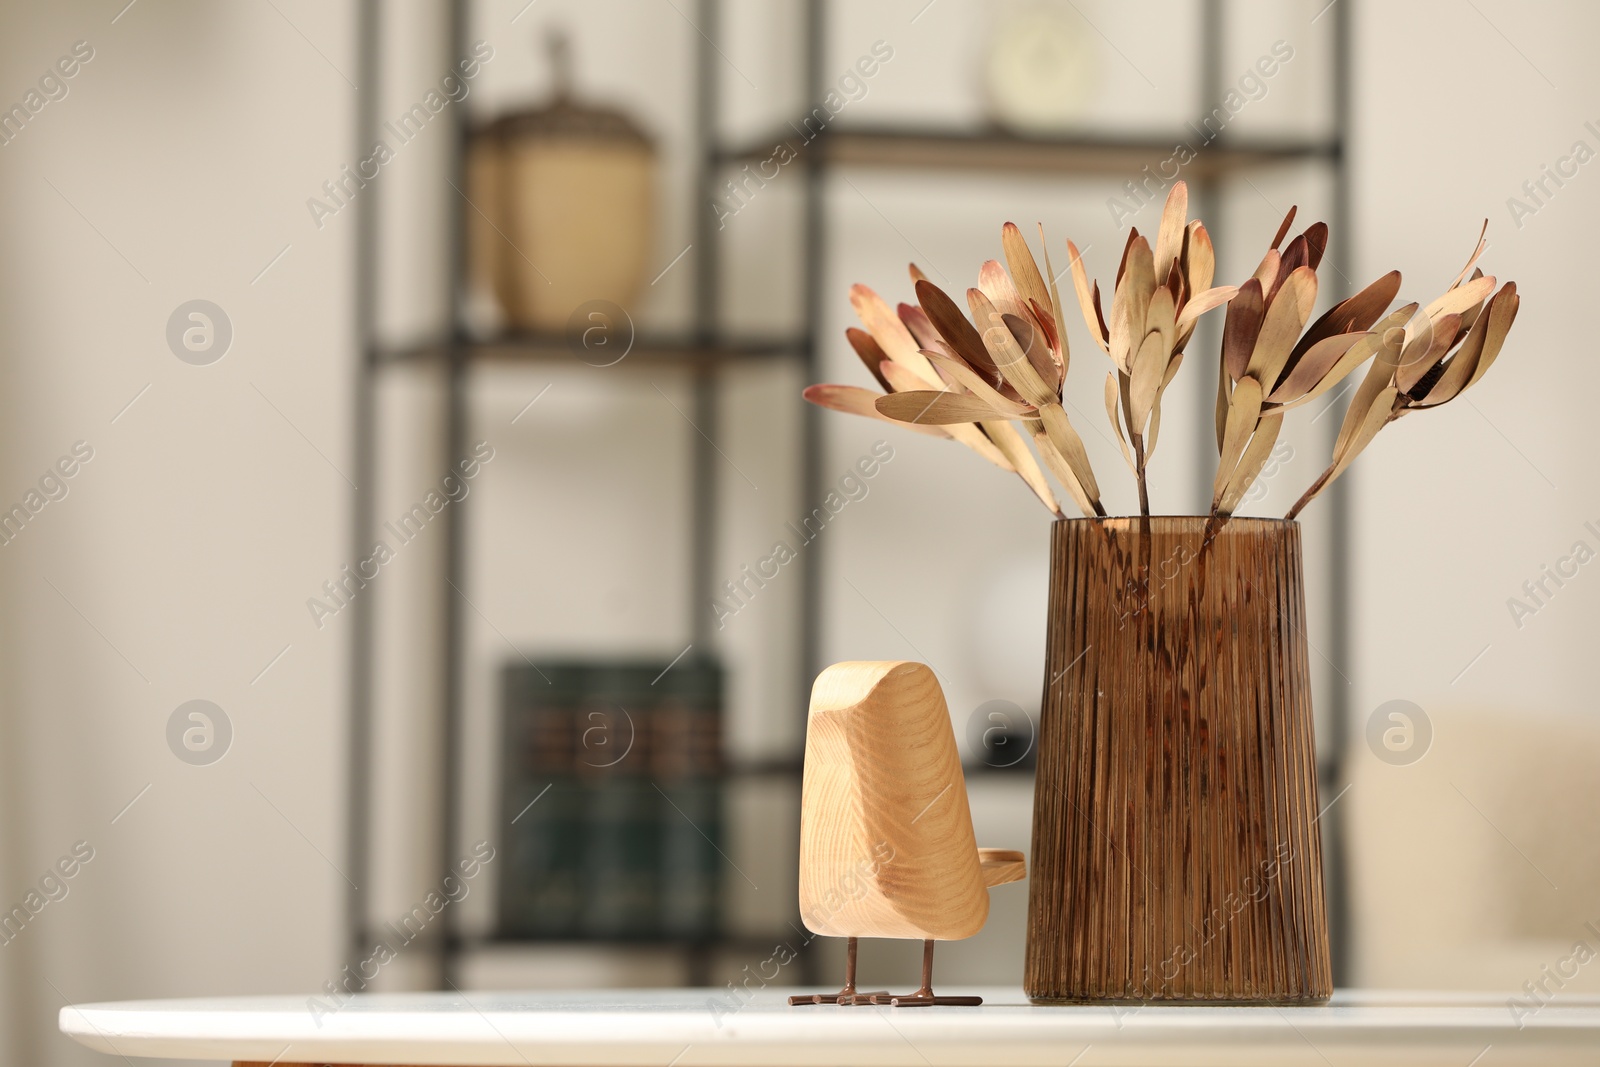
[346,0,1354,991]
[718,125,1337,177]
[374,335,804,366]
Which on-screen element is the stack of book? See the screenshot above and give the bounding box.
[498,657,723,940]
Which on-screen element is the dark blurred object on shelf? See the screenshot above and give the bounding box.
[499,657,723,941]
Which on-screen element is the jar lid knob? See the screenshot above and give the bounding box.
[545,30,572,102]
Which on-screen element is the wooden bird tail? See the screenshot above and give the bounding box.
[977,847,1025,888]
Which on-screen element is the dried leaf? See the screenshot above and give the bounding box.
[1448,220,1489,291]
[802,384,950,437]
[922,350,1032,416]
[1213,375,1264,508]
[1105,371,1136,472]
[1128,330,1168,435]
[1458,270,1489,334]
[1330,385,1398,481]
[1145,353,1184,457]
[1032,427,1097,516]
[1122,235,1156,368]
[1396,312,1460,394]
[979,259,1030,322]
[968,289,1056,407]
[916,279,1002,383]
[1267,332,1367,404]
[1414,329,1481,408]
[1334,328,1404,462]
[878,364,1024,475]
[1115,227,1138,289]
[1215,365,1231,452]
[1277,305,1416,411]
[1220,412,1284,515]
[1026,298,1065,386]
[1245,265,1318,390]
[1422,272,1496,321]
[1252,248,1281,293]
[897,302,950,357]
[1038,402,1101,504]
[1462,283,1519,391]
[1186,220,1216,295]
[1146,286,1177,358]
[1038,224,1071,377]
[1303,222,1329,270]
[1107,292,1134,375]
[877,390,1020,437]
[1001,223,1053,321]
[850,284,941,387]
[1066,239,1108,351]
[1161,350,1185,391]
[1175,284,1238,334]
[1222,278,1265,382]
[1269,205,1298,250]
[844,327,893,393]
[983,418,1058,515]
[879,359,940,397]
[1153,181,1188,283]
[1278,232,1312,281]
[1417,284,1518,406]
[1005,312,1061,394]
[1292,269,1401,358]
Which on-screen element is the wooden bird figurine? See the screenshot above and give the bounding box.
[788,661,1026,1007]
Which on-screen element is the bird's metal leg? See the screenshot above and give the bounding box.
[787,937,889,1005]
[887,940,982,1006]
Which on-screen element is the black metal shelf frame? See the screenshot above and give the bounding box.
[347,0,1354,991]
[717,125,1337,177]
[373,334,806,366]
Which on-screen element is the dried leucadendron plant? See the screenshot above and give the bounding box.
[804,183,1521,524]
[1067,183,1236,515]
[1285,228,1520,519]
[803,276,1075,517]
[1210,206,1413,519]
[806,225,1107,517]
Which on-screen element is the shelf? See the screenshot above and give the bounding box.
[374,333,806,368]
[448,931,808,951]
[719,124,1338,179]
[348,0,1354,995]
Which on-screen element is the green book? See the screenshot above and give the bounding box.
[654,659,723,940]
[498,663,585,938]
[498,657,725,942]
[578,664,661,939]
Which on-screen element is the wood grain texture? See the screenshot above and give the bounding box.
[978,848,1027,888]
[798,661,989,941]
[1025,518,1330,1004]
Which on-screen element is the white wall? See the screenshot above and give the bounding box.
[0,2,356,1065]
[1343,0,1600,987]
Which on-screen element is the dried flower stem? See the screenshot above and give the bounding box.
[1285,410,1398,521]
[1284,470,1329,522]
[1131,435,1151,517]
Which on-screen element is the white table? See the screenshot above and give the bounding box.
[60,988,1600,1066]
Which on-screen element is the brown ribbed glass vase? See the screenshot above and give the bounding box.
[1025,517,1331,1004]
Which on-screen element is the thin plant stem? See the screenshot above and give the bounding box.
[1288,412,1398,520]
[1132,434,1151,517]
[1285,464,1334,521]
